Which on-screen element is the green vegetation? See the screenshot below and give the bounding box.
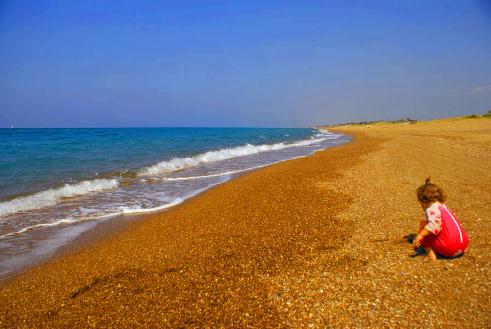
[327,111,490,127]
[464,110,491,119]
[327,117,417,127]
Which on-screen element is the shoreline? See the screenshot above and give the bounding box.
[1,118,489,327]
[0,131,364,326]
[0,134,350,283]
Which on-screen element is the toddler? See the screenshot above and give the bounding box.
[413,178,469,261]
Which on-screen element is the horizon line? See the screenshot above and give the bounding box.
[0,126,316,129]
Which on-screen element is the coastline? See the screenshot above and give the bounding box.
[1,118,490,327]
[0,132,348,282]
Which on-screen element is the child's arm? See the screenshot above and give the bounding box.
[413,228,430,248]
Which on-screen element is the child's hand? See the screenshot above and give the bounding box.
[413,234,423,248]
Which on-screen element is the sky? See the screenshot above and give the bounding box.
[0,0,490,128]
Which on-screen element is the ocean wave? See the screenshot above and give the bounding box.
[163,155,310,181]
[313,129,339,139]
[0,182,222,239]
[138,137,327,176]
[0,179,119,217]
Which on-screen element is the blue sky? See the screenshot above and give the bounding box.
[0,0,490,127]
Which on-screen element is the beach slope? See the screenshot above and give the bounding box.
[1,118,490,327]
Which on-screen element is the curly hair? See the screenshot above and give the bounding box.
[416,177,447,203]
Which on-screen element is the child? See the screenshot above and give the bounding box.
[413,178,469,261]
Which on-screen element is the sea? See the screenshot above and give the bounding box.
[0,127,349,277]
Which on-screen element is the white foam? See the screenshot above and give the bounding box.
[163,134,348,183]
[0,179,119,217]
[138,138,327,177]
[164,159,290,181]
[0,179,228,240]
[313,129,340,139]
[164,167,262,181]
[119,198,184,214]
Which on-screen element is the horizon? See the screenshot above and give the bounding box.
[1,1,491,128]
[2,112,489,129]
[1,125,317,129]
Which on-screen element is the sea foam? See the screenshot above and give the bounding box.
[138,137,327,176]
[0,179,119,217]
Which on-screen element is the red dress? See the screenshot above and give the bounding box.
[419,203,469,257]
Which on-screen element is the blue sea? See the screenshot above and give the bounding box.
[0,127,348,277]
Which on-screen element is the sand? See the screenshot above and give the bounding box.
[0,117,490,327]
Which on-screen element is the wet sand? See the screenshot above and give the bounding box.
[0,117,490,327]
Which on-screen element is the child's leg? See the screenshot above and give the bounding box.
[424,247,437,261]
[416,220,438,260]
[419,234,438,261]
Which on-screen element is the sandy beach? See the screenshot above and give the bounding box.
[1,117,490,327]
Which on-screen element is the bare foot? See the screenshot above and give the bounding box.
[424,247,438,261]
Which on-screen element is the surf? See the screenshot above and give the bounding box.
[0,179,119,217]
[138,137,327,177]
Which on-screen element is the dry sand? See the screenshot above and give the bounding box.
[0,117,490,327]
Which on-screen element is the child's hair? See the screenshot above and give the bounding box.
[416,178,447,203]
